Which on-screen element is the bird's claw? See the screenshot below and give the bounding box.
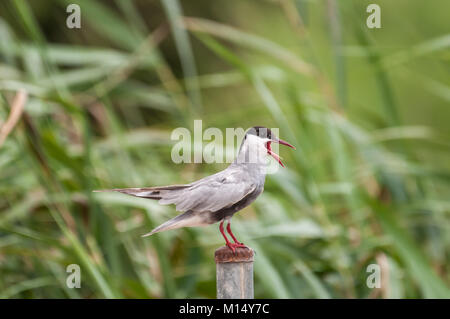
[226,242,249,253]
[226,243,236,253]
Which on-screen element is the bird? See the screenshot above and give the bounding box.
[94,126,295,252]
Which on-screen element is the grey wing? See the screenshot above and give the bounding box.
[93,184,190,199]
[158,169,256,213]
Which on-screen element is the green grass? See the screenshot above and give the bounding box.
[0,0,449,298]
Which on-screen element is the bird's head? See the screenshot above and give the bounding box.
[239,126,295,167]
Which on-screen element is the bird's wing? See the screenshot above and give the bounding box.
[158,168,256,212]
[95,167,256,213]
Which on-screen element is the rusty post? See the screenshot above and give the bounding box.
[215,246,254,299]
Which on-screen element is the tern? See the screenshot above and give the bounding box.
[95,126,295,252]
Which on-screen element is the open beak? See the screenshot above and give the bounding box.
[266,138,295,167]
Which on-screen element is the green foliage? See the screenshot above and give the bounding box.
[0,0,449,298]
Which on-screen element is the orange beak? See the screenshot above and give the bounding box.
[266,139,295,167]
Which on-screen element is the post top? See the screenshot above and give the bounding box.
[215,246,254,263]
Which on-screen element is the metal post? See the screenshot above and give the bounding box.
[215,246,254,299]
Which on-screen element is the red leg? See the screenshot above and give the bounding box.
[226,221,243,245]
[219,220,235,253]
[226,221,248,249]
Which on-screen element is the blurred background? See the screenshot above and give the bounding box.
[0,0,449,298]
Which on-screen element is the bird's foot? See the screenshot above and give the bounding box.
[226,242,249,253]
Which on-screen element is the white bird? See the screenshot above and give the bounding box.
[95,126,295,252]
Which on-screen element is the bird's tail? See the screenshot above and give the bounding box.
[93,184,202,237]
[141,211,206,237]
